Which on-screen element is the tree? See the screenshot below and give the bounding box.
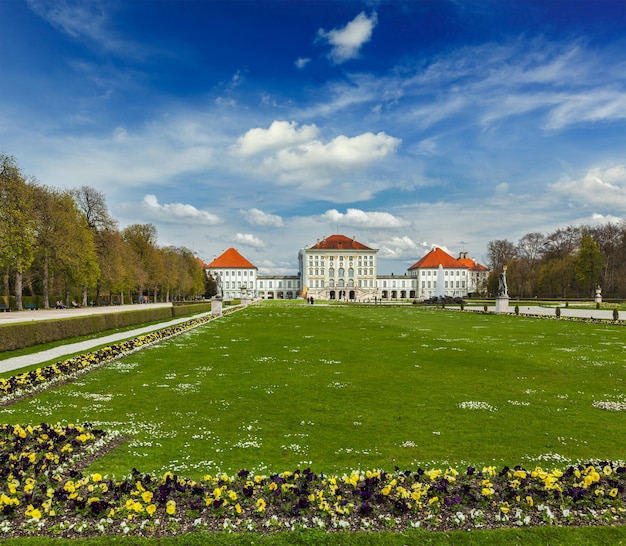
[537,255,576,299]
[31,186,78,308]
[72,186,117,233]
[0,155,36,310]
[575,235,604,297]
[122,224,160,301]
[72,186,118,303]
[586,222,625,297]
[543,226,581,260]
[486,239,516,271]
[515,232,546,298]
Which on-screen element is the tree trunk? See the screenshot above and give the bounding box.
[42,256,50,309]
[3,269,9,298]
[15,269,24,310]
[81,285,88,307]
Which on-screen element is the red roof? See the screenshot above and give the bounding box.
[207,248,257,269]
[408,247,466,270]
[309,234,373,250]
[457,257,489,271]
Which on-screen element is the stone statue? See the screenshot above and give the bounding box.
[498,268,508,297]
[214,274,223,299]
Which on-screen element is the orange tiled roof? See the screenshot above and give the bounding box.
[309,234,373,250]
[457,257,489,271]
[408,247,466,270]
[207,248,257,269]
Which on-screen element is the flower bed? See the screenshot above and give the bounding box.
[0,422,625,537]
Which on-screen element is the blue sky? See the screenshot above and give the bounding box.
[1,1,625,274]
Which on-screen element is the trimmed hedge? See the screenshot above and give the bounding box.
[0,307,175,352]
[171,302,213,317]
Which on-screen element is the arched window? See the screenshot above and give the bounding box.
[338,268,345,277]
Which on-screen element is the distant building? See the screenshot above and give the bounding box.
[298,234,379,301]
[408,247,478,299]
[206,248,258,301]
[203,237,488,301]
[457,251,489,296]
[256,275,301,300]
[377,273,416,300]
[206,247,301,300]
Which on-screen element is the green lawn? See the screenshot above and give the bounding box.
[3,304,625,481]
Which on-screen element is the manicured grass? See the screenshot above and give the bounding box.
[2,525,626,545]
[3,305,625,482]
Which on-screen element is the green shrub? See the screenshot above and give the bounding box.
[0,307,174,352]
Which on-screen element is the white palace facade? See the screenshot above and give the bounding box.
[205,234,488,301]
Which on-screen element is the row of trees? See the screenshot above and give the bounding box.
[0,154,208,310]
[486,224,626,299]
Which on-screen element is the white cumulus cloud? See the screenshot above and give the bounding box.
[234,233,266,248]
[241,208,284,227]
[233,120,319,156]
[141,194,221,225]
[550,165,626,209]
[322,208,409,229]
[267,131,401,183]
[376,236,424,260]
[317,11,378,64]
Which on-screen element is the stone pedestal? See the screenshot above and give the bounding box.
[211,298,223,317]
[241,297,251,307]
[495,295,510,314]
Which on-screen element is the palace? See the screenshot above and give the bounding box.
[205,234,488,301]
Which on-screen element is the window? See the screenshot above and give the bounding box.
[338,268,345,277]
[329,268,335,277]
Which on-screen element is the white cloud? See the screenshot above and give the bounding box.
[321,208,409,229]
[234,233,265,248]
[141,194,221,225]
[295,57,311,69]
[317,11,378,64]
[550,165,626,209]
[241,208,284,227]
[377,235,424,259]
[266,131,401,183]
[27,0,146,59]
[233,121,319,156]
[544,90,626,130]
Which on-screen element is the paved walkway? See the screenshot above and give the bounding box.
[481,304,619,320]
[0,303,211,374]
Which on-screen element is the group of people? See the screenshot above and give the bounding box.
[55,300,79,309]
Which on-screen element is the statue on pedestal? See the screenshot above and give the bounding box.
[498,266,508,297]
